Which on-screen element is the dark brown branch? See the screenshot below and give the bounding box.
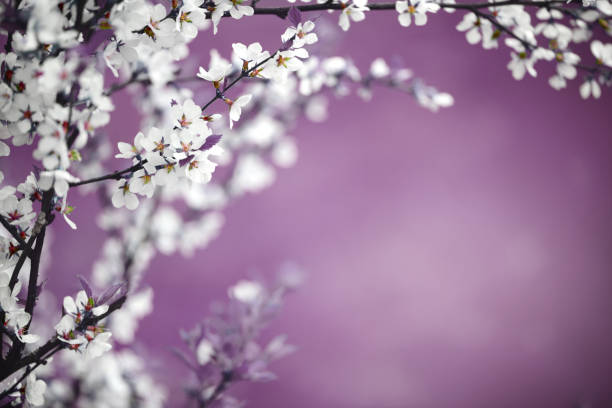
[4,192,53,364]
[0,346,60,403]
[69,161,145,188]
[23,227,45,317]
[0,216,32,256]
[233,0,569,19]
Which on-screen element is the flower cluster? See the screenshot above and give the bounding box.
[0,271,38,345]
[42,349,166,408]
[111,113,224,210]
[7,372,46,407]
[178,268,303,407]
[54,282,122,360]
[0,49,112,230]
[108,11,322,211]
[451,0,612,98]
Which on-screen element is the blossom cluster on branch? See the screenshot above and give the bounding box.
[0,0,609,405]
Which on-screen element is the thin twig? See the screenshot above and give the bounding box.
[69,161,146,188]
[202,51,277,112]
[0,217,32,256]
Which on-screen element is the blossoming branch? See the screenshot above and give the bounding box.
[0,0,610,405]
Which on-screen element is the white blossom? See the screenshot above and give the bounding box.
[339,0,370,31]
[111,180,140,210]
[229,280,264,303]
[580,78,602,99]
[198,60,233,85]
[590,40,612,67]
[396,0,439,27]
[281,21,318,48]
[227,94,252,128]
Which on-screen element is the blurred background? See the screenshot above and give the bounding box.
[38,8,612,408]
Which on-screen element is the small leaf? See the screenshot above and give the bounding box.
[288,6,302,26]
[69,150,82,161]
[78,275,93,298]
[97,281,125,305]
[202,134,222,151]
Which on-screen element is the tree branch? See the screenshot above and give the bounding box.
[0,346,60,402]
[0,216,33,257]
[0,295,126,385]
[69,161,145,188]
[227,0,569,19]
[4,192,53,364]
[201,49,277,112]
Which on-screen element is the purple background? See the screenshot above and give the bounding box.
[49,9,612,408]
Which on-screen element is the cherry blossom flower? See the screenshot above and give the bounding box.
[535,8,572,48]
[54,286,117,358]
[63,290,110,319]
[209,0,234,34]
[505,39,553,80]
[116,132,146,160]
[232,42,269,71]
[0,83,13,114]
[456,13,493,45]
[130,169,156,198]
[170,99,210,137]
[38,170,79,197]
[176,0,209,39]
[339,0,370,31]
[226,94,252,129]
[196,339,215,365]
[590,40,612,67]
[13,311,39,344]
[263,49,309,82]
[3,94,43,140]
[0,273,20,310]
[55,314,80,345]
[111,180,140,210]
[369,58,391,79]
[25,374,47,406]
[229,280,264,303]
[0,274,39,344]
[281,21,318,48]
[580,78,602,99]
[197,60,233,87]
[395,0,439,27]
[140,126,172,164]
[185,145,224,184]
[218,0,254,20]
[84,331,113,359]
[0,195,36,227]
[10,373,47,406]
[549,49,580,90]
